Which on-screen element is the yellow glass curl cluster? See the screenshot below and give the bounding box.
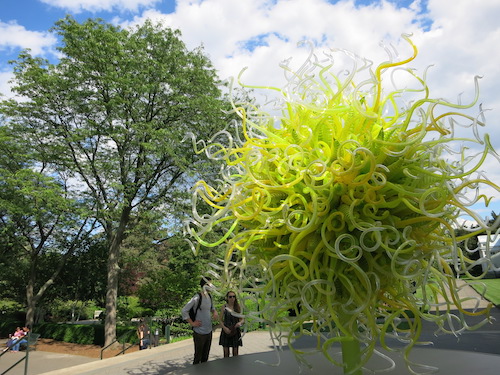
[185,35,500,374]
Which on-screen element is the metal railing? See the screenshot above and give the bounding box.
[100,329,138,360]
[0,332,36,375]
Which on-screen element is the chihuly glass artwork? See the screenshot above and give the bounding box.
[185,35,500,374]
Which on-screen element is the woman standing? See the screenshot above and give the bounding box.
[219,291,244,357]
[136,321,150,350]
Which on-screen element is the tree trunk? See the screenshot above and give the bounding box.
[25,276,36,329]
[104,208,131,348]
[25,251,40,329]
[104,240,120,347]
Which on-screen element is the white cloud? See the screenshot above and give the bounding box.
[119,0,429,100]
[415,0,500,154]
[119,1,499,147]
[0,71,14,99]
[1,0,499,212]
[0,21,57,56]
[124,0,497,213]
[40,0,160,13]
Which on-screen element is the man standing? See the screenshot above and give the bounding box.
[182,276,219,364]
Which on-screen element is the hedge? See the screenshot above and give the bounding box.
[31,323,137,346]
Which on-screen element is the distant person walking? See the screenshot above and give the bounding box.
[219,291,244,357]
[137,321,150,350]
[182,276,218,364]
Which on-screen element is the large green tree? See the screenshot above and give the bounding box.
[1,16,230,346]
[39,234,108,308]
[136,234,205,316]
[0,126,96,327]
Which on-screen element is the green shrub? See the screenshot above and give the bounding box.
[0,299,24,318]
[46,299,101,322]
[169,322,192,337]
[33,322,137,346]
[241,294,262,332]
[117,296,153,322]
[0,319,24,338]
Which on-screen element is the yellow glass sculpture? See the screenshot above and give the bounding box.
[185,35,500,374]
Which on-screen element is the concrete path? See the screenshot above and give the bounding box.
[0,280,497,375]
[3,317,500,375]
[0,330,277,375]
[435,278,492,310]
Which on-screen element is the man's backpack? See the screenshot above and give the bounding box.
[188,292,212,321]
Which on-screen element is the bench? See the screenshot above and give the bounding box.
[20,333,40,351]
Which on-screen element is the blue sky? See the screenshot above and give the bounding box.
[1,0,500,225]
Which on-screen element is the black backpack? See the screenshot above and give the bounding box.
[188,292,212,321]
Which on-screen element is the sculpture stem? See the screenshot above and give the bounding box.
[341,337,362,375]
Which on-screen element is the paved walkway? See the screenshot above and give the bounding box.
[3,316,500,375]
[0,280,496,375]
[436,278,492,310]
[0,330,277,375]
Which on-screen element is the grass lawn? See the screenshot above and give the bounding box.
[413,278,500,308]
[169,335,191,344]
[466,278,500,306]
